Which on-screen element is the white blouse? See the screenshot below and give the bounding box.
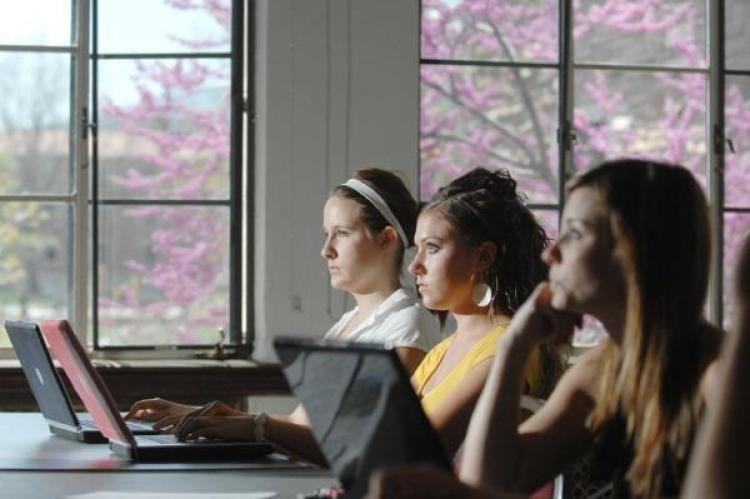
[324,288,443,352]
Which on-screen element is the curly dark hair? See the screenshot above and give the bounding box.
[425,167,564,396]
[426,167,549,316]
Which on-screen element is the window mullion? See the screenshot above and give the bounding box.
[73,0,91,346]
[243,0,256,349]
[229,0,245,347]
[558,0,575,219]
[708,0,726,326]
[0,45,77,53]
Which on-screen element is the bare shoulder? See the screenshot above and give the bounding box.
[517,344,603,453]
[394,346,427,376]
[698,322,725,408]
[700,358,721,409]
[520,344,605,429]
[562,343,607,398]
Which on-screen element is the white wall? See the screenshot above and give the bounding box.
[253,0,419,360]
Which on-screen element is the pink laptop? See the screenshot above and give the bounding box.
[40,319,274,462]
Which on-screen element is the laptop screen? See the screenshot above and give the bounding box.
[40,320,135,446]
[5,320,79,427]
[274,338,451,498]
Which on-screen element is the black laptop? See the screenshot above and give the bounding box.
[5,320,158,443]
[273,337,452,499]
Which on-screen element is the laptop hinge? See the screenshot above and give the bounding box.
[46,419,80,432]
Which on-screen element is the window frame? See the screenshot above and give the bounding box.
[0,2,89,357]
[0,0,253,359]
[87,0,246,353]
[419,0,735,327]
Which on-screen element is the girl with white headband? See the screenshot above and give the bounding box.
[320,170,443,370]
[125,169,443,463]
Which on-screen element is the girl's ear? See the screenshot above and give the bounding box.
[379,226,399,248]
[476,241,497,273]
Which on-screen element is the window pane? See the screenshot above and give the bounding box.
[726,0,750,70]
[0,53,73,195]
[98,0,231,54]
[532,209,559,240]
[574,0,706,67]
[420,65,559,202]
[724,213,750,330]
[725,76,750,207]
[573,69,708,185]
[421,0,558,63]
[574,316,607,348]
[0,203,72,348]
[0,1,72,46]
[98,59,230,200]
[97,205,230,346]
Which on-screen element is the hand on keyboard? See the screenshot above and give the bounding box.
[173,401,253,442]
[124,397,201,430]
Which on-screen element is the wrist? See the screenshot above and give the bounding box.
[252,412,268,442]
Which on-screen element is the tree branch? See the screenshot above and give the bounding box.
[486,16,557,191]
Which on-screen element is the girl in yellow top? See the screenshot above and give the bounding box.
[414,324,541,417]
[407,168,563,456]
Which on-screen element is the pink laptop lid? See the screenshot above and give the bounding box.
[40,320,135,447]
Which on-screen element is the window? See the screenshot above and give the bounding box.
[0,0,84,350]
[0,0,247,354]
[91,0,243,349]
[420,0,749,334]
[723,0,750,326]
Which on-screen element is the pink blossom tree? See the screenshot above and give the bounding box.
[421,0,750,327]
[98,0,232,344]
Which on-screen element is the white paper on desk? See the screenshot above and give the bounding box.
[67,493,276,499]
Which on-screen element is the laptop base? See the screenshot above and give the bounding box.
[109,438,275,462]
[49,424,108,444]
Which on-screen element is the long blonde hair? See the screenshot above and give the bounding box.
[573,160,719,497]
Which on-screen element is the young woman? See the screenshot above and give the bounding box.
[683,234,750,499]
[406,167,562,456]
[125,169,443,462]
[369,159,723,498]
[319,169,443,369]
[162,167,561,463]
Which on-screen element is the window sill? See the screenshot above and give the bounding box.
[0,359,289,411]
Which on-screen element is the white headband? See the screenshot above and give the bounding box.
[342,178,409,248]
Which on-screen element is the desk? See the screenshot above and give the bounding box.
[0,413,336,499]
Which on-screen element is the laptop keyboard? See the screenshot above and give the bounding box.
[78,418,98,429]
[141,433,179,445]
[78,416,154,432]
[124,420,156,431]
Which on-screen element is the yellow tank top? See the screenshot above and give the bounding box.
[411,324,542,417]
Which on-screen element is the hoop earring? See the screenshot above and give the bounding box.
[471,279,492,308]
